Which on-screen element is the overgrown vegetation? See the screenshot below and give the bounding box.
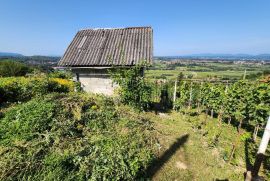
[146,111,245,180]
[0,93,156,180]
[110,64,153,111]
[1,58,270,180]
[0,76,75,105]
[179,109,270,179]
[48,70,73,79]
[173,79,270,178]
[0,60,32,77]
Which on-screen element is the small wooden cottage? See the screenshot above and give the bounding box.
[58,26,153,95]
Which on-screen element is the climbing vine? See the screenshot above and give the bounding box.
[109,63,152,111]
[174,80,270,132]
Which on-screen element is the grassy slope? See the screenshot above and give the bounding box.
[144,111,249,181]
[0,94,156,180]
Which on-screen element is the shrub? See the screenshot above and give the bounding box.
[48,78,75,93]
[110,63,153,111]
[0,77,75,104]
[48,70,73,79]
[0,60,31,77]
[0,94,155,180]
[0,97,56,144]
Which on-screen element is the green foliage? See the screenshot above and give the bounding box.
[246,70,270,80]
[159,81,173,109]
[0,97,56,144]
[0,60,32,77]
[174,80,270,129]
[0,94,155,180]
[0,77,75,104]
[174,79,270,177]
[48,70,73,79]
[174,81,190,109]
[110,64,153,111]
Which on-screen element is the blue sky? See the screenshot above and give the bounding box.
[0,0,270,56]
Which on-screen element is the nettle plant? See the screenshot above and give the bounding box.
[109,62,152,111]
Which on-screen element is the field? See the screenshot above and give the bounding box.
[0,59,269,180]
[146,60,270,80]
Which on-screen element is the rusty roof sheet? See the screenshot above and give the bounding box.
[58,27,153,67]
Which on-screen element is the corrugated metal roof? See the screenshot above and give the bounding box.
[58,27,153,67]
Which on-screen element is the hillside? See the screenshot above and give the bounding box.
[0,52,23,57]
[0,64,269,180]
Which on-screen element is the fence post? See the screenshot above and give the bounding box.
[173,80,177,110]
[252,116,270,178]
[188,82,193,109]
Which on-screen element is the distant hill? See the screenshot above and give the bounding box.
[0,52,24,57]
[0,52,60,67]
[185,53,270,58]
[155,53,270,60]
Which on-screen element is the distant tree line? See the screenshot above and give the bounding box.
[0,58,65,77]
[0,60,32,77]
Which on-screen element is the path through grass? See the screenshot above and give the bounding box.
[144,112,244,181]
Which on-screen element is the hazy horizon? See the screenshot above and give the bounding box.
[2,51,270,58]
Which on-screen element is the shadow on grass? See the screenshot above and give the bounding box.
[150,102,172,114]
[144,134,189,179]
[245,139,253,172]
[244,139,270,179]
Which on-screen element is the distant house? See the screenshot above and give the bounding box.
[58,26,153,95]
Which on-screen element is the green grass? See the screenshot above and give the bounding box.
[146,69,251,80]
[144,110,269,180]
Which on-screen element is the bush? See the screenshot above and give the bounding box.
[48,70,73,79]
[0,60,32,77]
[110,63,152,111]
[0,97,56,144]
[0,77,75,104]
[0,94,155,180]
[48,78,75,92]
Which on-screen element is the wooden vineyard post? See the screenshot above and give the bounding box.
[218,111,223,125]
[188,82,193,110]
[253,125,259,142]
[243,69,247,80]
[156,80,158,102]
[154,80,158,115]
[228,143,236,163]
[173,79,177,110]
[225,80,229,94]
[251,116,270,178]
[228,116,231,125]
[197,82,203,113]
[203,109,209,125]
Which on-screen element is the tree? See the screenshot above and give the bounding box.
[109,63,152,111]
[0,60,31,77]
